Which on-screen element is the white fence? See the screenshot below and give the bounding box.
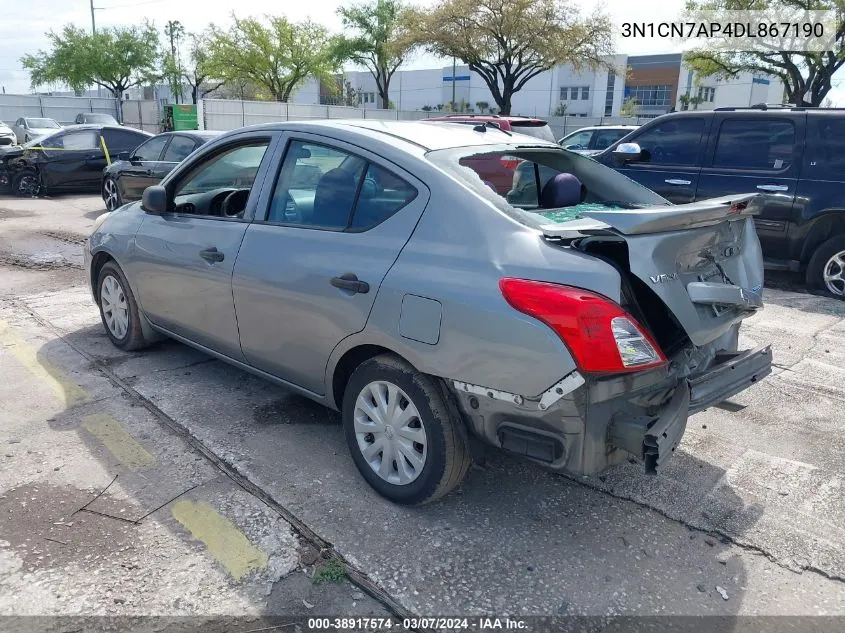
[0,94,119,126]
[121,99,162,134]
[201,98,650,138]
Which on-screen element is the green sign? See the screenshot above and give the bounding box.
[171,104,198,131]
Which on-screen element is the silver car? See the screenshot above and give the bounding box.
[85,121,772,505]
[11,117,62,143]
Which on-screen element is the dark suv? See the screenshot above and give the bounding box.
[595,106,845,297]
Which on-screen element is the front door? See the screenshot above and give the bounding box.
[602,116,709,203]
[40,129,105,190]
[129,136,276,360]
[120,134,169,200]
[695,114,802,258]
[233,136,428,395]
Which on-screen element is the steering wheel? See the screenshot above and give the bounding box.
[221,189,250,218]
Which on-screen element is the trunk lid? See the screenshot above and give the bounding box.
[542,194,765,348]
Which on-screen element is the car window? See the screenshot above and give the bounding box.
[593,129,630,150]
[103,128,149,154]
[174,141,269,198]
[268,141,366,229]
[41,130,100,151]
[804,116,845,180]
[132,136,168,161]
[162,136,198,162]
[712,119,795,170]
[349,164,417,230]
[560,130,593,149]
[629,118,704,166]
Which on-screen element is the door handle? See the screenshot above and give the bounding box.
[330,273,369,294]
[665,179,691,186]
[757,184,789,192]
[199,247,224,263]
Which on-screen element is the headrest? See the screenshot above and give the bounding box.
[540,173,584,209]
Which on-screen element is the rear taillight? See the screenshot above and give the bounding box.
[499,278,666,373]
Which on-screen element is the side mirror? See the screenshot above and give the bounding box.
[612,142,642,163]
[142,185,168,214]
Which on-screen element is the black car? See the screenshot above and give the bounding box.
[595,106,845,297]
[101,131,221,211]
[0,124,151,197]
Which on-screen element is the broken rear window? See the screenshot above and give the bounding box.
[426,144,669,227]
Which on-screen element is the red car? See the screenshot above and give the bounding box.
[427,115,557,194]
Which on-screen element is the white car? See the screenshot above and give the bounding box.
[558,125,638,155]
[11,117,62,144]
[0,121,16,146]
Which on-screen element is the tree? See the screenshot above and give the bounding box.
[21,23,160,101]
[163,20,186,103]
[334,0,415,110]
[553,103,568,116]
[406,0,613,115]
[475,100,490,113]
[181,31,224,104]
[421,104,434,111]
[207,14,338,102]
[620,97,639,117]
[683,0,845,107]
[678,93,704,111]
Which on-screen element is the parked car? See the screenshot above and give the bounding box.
[86,120,771,505]
[102,130,222,211]
[594,105,845,297]
[0,125,151,196]
[558,125,638,155]
[11,117,62,143]
[0,121,17,146]
[75,112,120,125]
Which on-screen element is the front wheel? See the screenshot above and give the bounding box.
[12,170,40,197]
[806,235,845,298]
[342,354,471,505]
[103,177,122,211]
[96,261,150,350]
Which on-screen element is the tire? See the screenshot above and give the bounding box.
[342,354,471,505]
[102,176,123,211]
[11,170,40,197]
[806,235,845,299]
[96,261,149,351]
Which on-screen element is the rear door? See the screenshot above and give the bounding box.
[158,134,200,182]
[233,135,428,394]
[695,113,802,257]
[120,135,169,200]
[602,116,709,203]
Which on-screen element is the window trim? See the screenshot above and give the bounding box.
[132,134,170,162]
[258,136,419,233]
[625,116,707,168]
[161,134,200,164]
[162,135,276,223]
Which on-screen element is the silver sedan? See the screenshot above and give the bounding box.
[85,120,771,504]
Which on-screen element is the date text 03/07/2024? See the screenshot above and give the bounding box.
[306,617,528,630]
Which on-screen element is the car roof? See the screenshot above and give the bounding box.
[233,120,557,152]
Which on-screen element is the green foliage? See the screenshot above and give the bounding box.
[683,0,845,106]
[312,559,346,584]
[181,30,224,104]
[406,0,613,114]
[207,14,338,102]
[475,100,490,113]
[334,0,415,109]
[619,97,639,117]
[553,103,568,116]
[21,23,160,98]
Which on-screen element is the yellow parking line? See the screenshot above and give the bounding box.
[170,500,269,580]
[0,319,89,407]
[82,413,157,470]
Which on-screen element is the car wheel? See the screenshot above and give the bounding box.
[96,261,149,350]
[103,177,122,211]
[342,354,471,505]
[11,170,41,197]
[807,235,845,299]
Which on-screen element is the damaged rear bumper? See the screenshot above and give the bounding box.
[450,344,771,476]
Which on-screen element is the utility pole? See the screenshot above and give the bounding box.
[90,0,96,33]
[451,57,456,111]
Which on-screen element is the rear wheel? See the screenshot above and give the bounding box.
[12,170,40,197]
[103,177,122,211]
[806,235,845,298]
[342,354,471,505]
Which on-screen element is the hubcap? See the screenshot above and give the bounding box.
[354,381,427,485]
[104,179,119,211]
[823,250,845,296]
[100,275,129,339]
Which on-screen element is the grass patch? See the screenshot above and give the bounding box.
[312,558,346,584]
